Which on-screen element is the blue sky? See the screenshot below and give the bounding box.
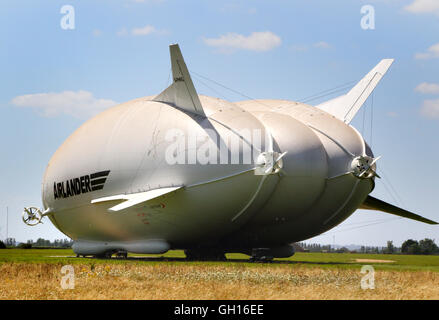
[0,0,438,247]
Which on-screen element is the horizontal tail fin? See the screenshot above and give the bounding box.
[316,59,394,123]
[360,195,438,225]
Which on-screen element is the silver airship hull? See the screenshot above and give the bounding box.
[27,44,435,260]
[42,95,371,257]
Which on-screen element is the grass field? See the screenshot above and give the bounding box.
[1,249,439,299]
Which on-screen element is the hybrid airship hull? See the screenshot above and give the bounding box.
[24,44,436,260]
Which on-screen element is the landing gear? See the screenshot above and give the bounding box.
[248,245,295,262]
[249,248,275,262]
[94,251,113,259]
[249,255,274,262]
[115,251,128,259]
[185,249,226,261]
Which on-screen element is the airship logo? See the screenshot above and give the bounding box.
[53,170,110,200]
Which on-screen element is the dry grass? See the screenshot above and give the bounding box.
[1,263,439,300]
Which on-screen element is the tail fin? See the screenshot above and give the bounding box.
[360,195,438,225]
[154,44,206,117]
[316,59,394,123]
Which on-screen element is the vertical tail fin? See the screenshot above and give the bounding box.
[316,59,394,123]
[154,44,206,117]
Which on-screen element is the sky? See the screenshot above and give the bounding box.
[0,0,438,247]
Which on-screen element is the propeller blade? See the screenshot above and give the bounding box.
[371,169,381,179]
[264,165,274,174]
[265,129,274,153]
[370,156,381,166]
[275,151,288,163]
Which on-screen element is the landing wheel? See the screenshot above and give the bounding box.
[249,255,274,263]
[95,251,113,259]
[250,257,274,263]
[115,251,128,259]
[185,249,226,261]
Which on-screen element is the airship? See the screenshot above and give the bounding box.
[23,44,437,260]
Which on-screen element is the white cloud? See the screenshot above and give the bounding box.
[11,91,117,119]
[420,99,439,119]
[415,43,439,60]
[404,0,439,15]
[415,82,439,94]
[203,31,281,53]
[132,25,156,36]
[313,41,331,49]
[117,25,167,37]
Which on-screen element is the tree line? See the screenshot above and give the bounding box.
[0,238,73,249]
[1,238,438,254]
[298,238,438,255]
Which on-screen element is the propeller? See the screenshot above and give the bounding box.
[254,128,287,176]
[308,125,380,180]
[231,128,286,221]
[22,207,43,226]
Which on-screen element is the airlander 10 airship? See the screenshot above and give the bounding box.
[23,44,437,260]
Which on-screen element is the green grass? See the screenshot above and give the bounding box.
[1,248,438,272]
[284,252,439,272]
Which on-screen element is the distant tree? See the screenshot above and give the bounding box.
[5,238,16,247]
[18,243,32,249]
[0,240,6,249]
[336,247,349,253]
[401,239,421,254]
[35,238,51,247]
[385,241,394,254]
[419,238,438,255]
